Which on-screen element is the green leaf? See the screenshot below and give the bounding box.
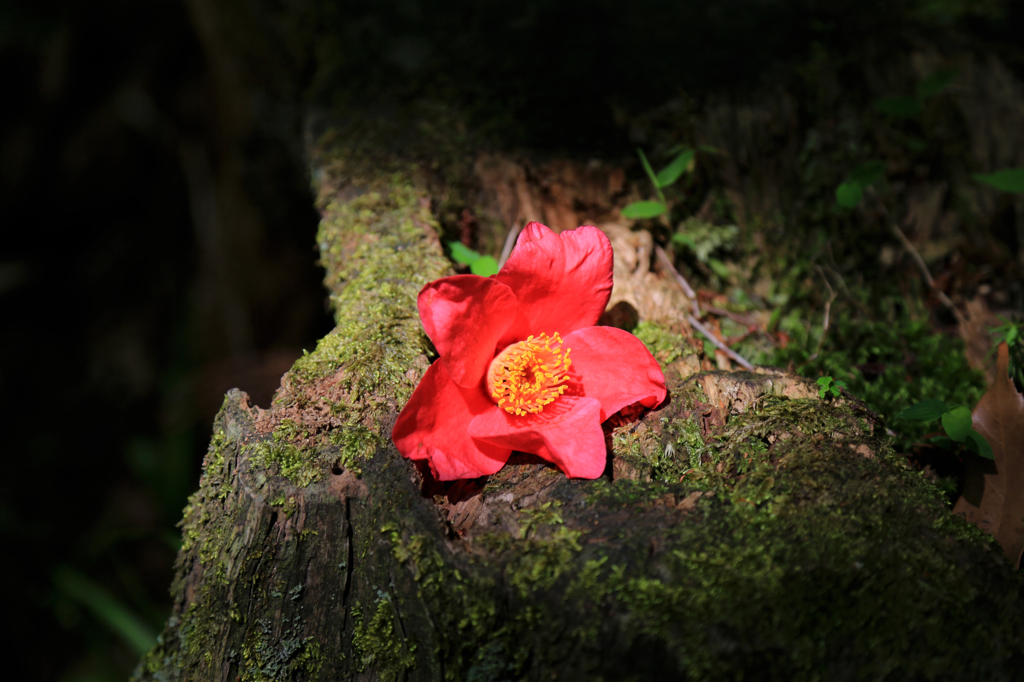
[874,96,924,118]
[848,160,885,186]
[672,233,697,250]
[470,255,499,277]
[448,241,482,265]
[917,68,957,98]
[622,201,667,219]
[965,429,995,460]
[816,376,834,399]
[655,149,695,188]
[835,181,863,208]
[973,168,1024,194]
[904,136,929,153]
[896,399,949,421]
[941,405,973,442]
[707,257,731,279]
[637,148,660,190]
[53,565,157,656]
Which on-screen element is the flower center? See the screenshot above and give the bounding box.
[487,333,572,416]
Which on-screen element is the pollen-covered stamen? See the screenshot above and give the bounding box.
[487,333,572,416]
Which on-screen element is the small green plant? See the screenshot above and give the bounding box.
[835,159,885,209]
[447,241,499,276]
[990,316,1024,391]
[621,146,696,219]
[873,67,957,120]
[816,375,848,399]
[973,168,1024,194]
[896,399,994,459]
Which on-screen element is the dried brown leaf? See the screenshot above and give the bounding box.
[953,343,1024,568]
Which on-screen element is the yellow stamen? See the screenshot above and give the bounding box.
[486,332,571,415]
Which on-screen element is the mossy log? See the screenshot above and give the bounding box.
[131,123,1024,681]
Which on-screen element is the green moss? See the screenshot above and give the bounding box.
[500,501,583,594]
[350,596,417,680]
[768,295,987,451]
[248,441,322,488]
[178,404,245,586]
[575,395,1023,679]
[328,421,382,476]
[247,172,450,488]
[267,493,297,519]
[634,320,694,365]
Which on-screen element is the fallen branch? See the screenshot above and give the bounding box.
[812,265,838,358]
[866,188,965,326]
[655,245,701,318]
[498,223,521,268]
[688,314,755,371]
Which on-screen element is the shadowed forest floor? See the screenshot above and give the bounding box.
[3,1,1024,679]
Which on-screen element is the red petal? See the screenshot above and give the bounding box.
[392,361,511,480]
[496,223,613,343]
[468,396,607,478]
[418,275,518,388]
[563,326,667,420]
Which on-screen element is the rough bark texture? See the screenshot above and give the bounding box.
[132,121,1024,681]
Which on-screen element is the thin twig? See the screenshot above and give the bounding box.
[866,188,965,326]
[498,223,521,268]
[688,314,755,370]
[654,245,701,318]
[813,265,838,357]
[703,305,759,327]
[822,259,872,317]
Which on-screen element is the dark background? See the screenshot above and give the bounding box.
[2,0,1022,679]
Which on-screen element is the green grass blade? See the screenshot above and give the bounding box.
[655,149,694,188]
[53,565,157,656]
[973,168,1024,193]
[622,201,667,219]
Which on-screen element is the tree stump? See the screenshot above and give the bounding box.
[133,118,1024,681]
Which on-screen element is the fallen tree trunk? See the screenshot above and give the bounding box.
[134,119,1024,681]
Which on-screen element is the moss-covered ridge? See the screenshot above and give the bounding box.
[135,129,455,680]
[250,148,452,485]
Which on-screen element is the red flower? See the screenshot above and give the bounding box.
[392,222,667,480]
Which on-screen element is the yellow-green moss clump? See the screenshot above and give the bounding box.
[351,596,417,680]
[633,320,694,365]
[251,164,450,486]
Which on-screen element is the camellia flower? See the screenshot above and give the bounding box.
[392,222,667,480]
